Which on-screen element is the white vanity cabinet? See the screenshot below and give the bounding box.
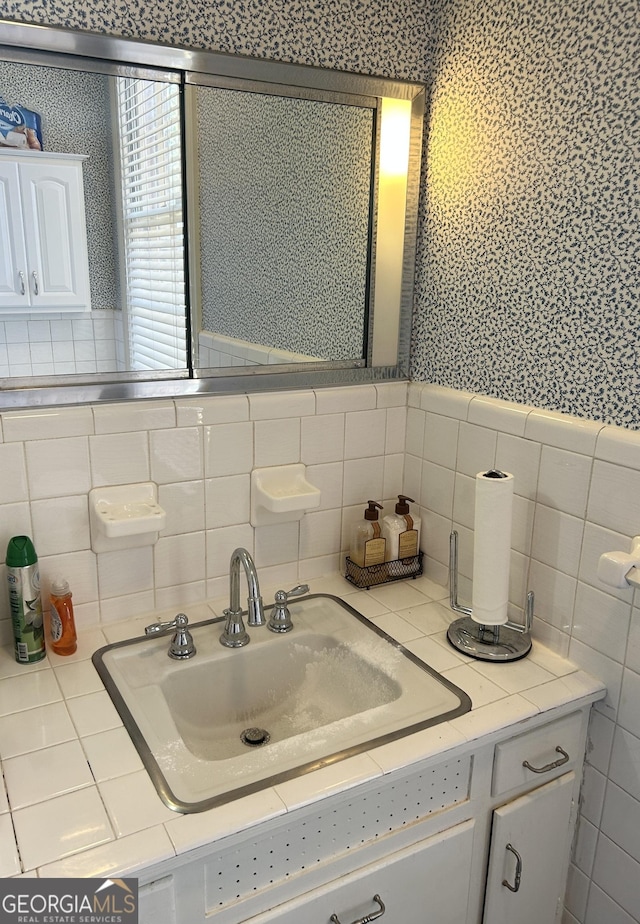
[137,706,591,924]
[0,151,91,313]
[247,820,475,924]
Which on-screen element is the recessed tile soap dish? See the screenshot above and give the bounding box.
[89,483,166,552]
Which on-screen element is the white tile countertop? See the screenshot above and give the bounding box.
[0,573,605,879]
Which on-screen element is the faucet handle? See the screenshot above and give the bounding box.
[268,584,309,633]
[145,613,196,660]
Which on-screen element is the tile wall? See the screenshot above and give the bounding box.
[1,378,639,919]
[0,310,124,377]
[0,382,406,635]
[405,383,640,924]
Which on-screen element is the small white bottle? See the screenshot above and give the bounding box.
[381,495,421,561]
[350,501,386,568]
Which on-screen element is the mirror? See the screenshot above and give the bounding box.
[0,21,425,408]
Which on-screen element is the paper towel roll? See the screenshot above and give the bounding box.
[472,469,514,626]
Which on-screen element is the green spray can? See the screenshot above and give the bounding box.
[6,536,45,664]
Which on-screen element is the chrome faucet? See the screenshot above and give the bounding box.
[220,548,265,648]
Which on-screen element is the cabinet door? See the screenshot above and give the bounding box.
[18,159,90,311]
[483,772,575,924]
[0,160,30,309]
[246,820,474,924]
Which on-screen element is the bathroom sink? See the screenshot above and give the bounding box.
[92,593,471,813]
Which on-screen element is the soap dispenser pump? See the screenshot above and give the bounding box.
[382,494,421,561]
[350,501,386,568]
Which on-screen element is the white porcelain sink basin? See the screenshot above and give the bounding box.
[93,594,471,812]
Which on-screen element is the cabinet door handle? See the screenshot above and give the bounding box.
[18,271,25,295]
[522,745,570,774]
[502,843,522,892]
[330,894,385,924]
[31,270,39,295]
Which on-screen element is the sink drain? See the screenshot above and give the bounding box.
[240,727,271,747]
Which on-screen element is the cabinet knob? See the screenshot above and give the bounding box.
[330,894,386,924]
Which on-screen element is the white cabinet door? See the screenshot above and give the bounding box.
[18,157,90,311]
[483,772,575,924]
[246,820,475,924]
[0,159,30,309]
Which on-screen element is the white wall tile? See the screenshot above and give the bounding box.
[585,885,636,924]
[385,406,406,454]
[525,409,604,454]
[420,461,455,518]
[532,504,584,576]
[299,508,342,559]
[571,582,631,663]
[31,496,90,556]
[608,727,640,802]
[89,432,150,486]
[468,395,530,436]
[405,406,426,456]
[175,394,249,427]
[254,522,299,567]
[204,422,253,476]
[591,834,640,921]
[0,444,28,504]
[529,559,576,631]
[314,385,377,414]
[97,547,153,599]
[568,638,623,721]
[206,525,254,579]
[537,446,592,517]
[600,782,640,863]
[375,382,407,407]
[154,532,205,588]
[92,400,175,434]
[617,667,640,739]
[305,462,343,511]
[626,605,640,674]
[301,413,344,464]
[495,433,541,499]
[342,457,384,507]
[1,407,94,442]
[344,408,387,460]
[420,383,474,418]
[423,411,459,468]
[159,481,206,535]
[205,475,249,528]
[254,417,300,466]
[249,391,315,419]
[456,422,497,477]
[596,426,640,471]
[586,710,615,775]
[382,453,404,499]
[588,461,640,536]
[25,437,91,500]
[150,427,202,484]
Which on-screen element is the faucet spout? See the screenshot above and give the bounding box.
[220,548,265,648]
[230,547,265,626]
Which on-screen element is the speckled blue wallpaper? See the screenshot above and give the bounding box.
[3,0,639,426]
[413,0,640,428]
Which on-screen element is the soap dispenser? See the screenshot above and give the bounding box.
[350,501,386,568]
[382,495,421,561]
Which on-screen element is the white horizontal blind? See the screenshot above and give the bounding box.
[116,76,187,370]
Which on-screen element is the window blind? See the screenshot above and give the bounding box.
[116,77,187,370]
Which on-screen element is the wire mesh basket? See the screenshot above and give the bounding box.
[344,551,423,589]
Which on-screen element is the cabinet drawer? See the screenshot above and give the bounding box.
[492,712,584,796]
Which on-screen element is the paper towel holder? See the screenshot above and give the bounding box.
[446,530,533,662]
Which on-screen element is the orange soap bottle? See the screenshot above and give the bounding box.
[49,577,77,656]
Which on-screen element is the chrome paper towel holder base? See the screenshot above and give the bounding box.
[446,531,533,662]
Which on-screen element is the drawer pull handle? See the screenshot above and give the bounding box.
[502,843,522,892]
[32,270,39,295]
[330,894,385,924]
[18,271,25,295]
[522,745,570,774]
